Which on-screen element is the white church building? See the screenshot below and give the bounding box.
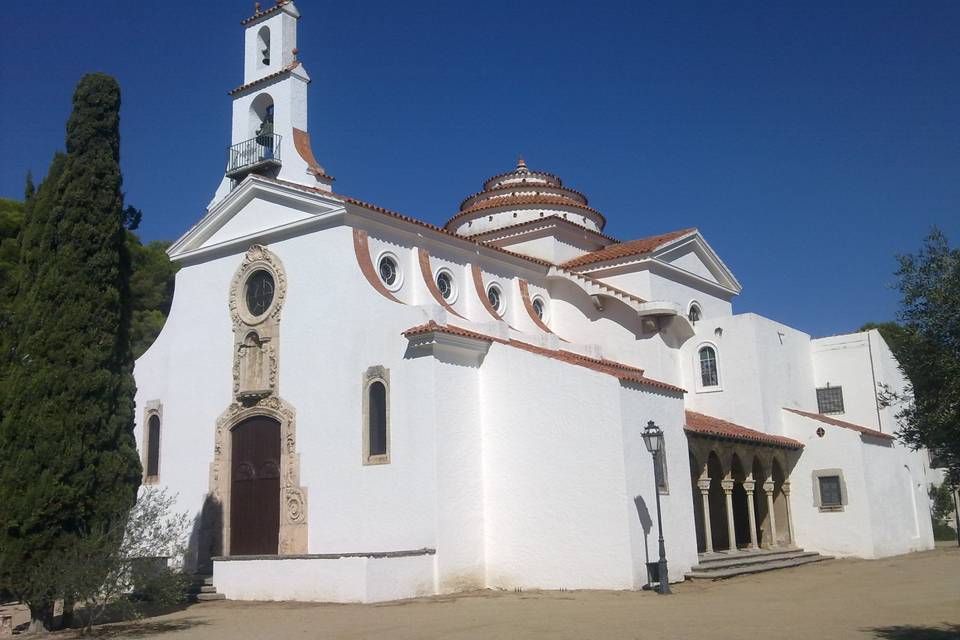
[134,1,935,603]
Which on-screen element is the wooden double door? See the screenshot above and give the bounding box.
[230,416,281,555]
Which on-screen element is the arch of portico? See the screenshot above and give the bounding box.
[688,436,798,554]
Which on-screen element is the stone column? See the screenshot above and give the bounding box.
[697,478,713,553]
[782,482,795,546]
[721,479,737,551]
[763,480,778,547]
[743,479,759,550]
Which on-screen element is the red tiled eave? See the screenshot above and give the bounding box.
[262,177,554,268]
[241,1,293,25]
[685,411,804,449]
[446,194,606,230]
[403,321,684,394]
[784,408,895,440]
[466,215,620,244]
[228,61,303,96]
[561,228,697,270]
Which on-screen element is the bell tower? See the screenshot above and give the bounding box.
[210,0,333,209]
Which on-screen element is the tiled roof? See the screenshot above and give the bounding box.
[241,1,292,26]
[466,215,620,244]
[784,408,895,440]
[685,411,804,449]
[264,177,553,268]
[403,321,684,394]
[561,228,697,270]
[228,61,303,96]
[447,194,606,229]
[459,182,590,211]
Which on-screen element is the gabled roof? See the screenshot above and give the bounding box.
[228,61,305,96]
[784,408,895,441]
[561,228,697,270]
[403,321,684,394]
[685,411,804,449]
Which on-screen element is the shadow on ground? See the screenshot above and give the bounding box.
[868,624,960,639]
[82,618,209,638]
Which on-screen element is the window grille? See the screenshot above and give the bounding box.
[699,347,719,387]
[819,476,842,506]
[816,386,844,414]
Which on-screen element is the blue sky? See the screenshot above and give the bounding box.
[1,1,957,337]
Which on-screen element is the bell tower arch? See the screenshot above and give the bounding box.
[211,1,334,208]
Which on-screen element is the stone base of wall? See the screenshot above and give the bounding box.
[212,549,437,603]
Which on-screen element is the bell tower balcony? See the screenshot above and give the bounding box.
[226,134,282,180]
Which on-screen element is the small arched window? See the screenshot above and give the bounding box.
[699,346,719,387]
[688,303,701,324]
[362,366,390,464]
[146,414,161,479]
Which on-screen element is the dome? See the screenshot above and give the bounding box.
[445,159,606,236]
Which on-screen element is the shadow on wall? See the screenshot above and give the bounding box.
[634,494,653,564]
[188,495,223,574]
[867,624,960,639]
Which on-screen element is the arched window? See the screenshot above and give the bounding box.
[688,303,701,324]
[368,382,387,456]
[146,414,161,479]
[362,366,390,464]
[699,346,719,387]
[257,26,271,67]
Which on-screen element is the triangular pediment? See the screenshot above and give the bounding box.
[652,233,741,294]
[168,177,346,262]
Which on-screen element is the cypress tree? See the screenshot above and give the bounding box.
[0,74,141,630]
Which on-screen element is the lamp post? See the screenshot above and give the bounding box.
[642,420,671,594]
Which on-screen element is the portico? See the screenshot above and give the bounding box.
[685,411,803,554]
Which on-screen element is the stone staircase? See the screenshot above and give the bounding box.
[187,575,225,602]
[685,547,832,580]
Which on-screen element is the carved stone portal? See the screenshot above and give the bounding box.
[209,396,308,556]
[203,245,307,556]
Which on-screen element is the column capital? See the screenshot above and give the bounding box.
[697,478,711,493]
[742,480,756,493]
[763,480,775,495]
[720,479,735,493]
[781,481,791,496]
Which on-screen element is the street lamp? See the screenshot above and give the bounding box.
[642,420,671,595]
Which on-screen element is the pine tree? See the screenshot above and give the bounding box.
[0,74,142,631]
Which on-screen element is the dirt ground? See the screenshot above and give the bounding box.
[7,545,959,639]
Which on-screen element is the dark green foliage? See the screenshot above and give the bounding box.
[0,74,142,627]
[929,483,955,525]
[858,321,912,363]
[884,229,960,476]
[128,237,178,358]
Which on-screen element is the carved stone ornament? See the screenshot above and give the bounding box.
[228,245,287,400]
[208,395,308,556]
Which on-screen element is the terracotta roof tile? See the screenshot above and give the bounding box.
[685,411,804,449]
[561,228,697,270]
[784,408,895,440]
[228,61,303,96]
[241,1,292,26]
[265,177,553,268]
[403,321,684,394]
[447,194,606,230]
[466,215,620,244]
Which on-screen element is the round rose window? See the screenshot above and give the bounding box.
[245,270,275,316]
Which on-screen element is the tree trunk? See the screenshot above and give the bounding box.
[27,602,54,634]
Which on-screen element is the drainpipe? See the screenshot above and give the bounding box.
[866,331,883,432]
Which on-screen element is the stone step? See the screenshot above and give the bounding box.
[195,592,226,602]
[198,585,218,594]
[685,554,833,580]
[693,549,821,571]
[697,546,804,563]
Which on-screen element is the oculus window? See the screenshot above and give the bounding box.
[532,297,545,320]
[378,256,398,287]
[487,285,502,314]
[436,271,453,300]
[245,270,275,317]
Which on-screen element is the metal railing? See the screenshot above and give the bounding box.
[226,133,282,177]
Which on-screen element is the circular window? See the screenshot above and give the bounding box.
[487,284,502,313]
[436,271,454,301]
[378,255,398,287]
[532,297,545,320]
[245,270,275,317]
